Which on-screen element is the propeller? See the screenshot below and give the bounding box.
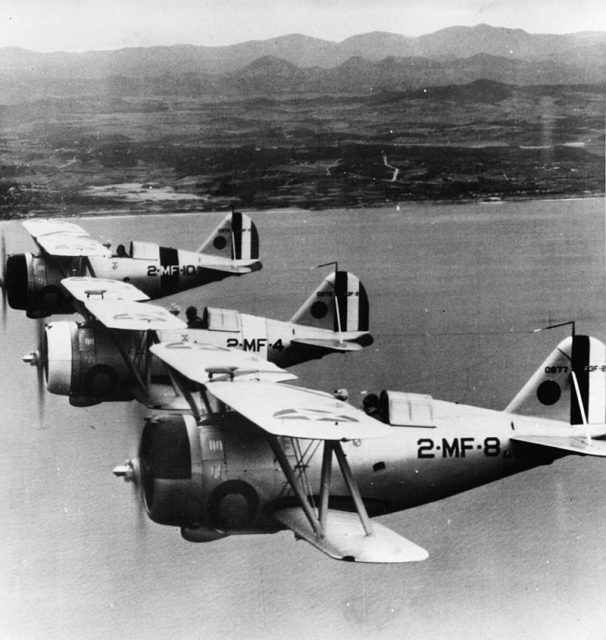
[0,230,7,332]
[113,455,147,536]
[22,319,47,428]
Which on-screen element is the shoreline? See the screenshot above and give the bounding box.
[10,192,605,221]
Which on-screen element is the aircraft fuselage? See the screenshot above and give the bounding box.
[8,248,258,317]
[143,400,566,537]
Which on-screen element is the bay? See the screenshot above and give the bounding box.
[0,197,604,640]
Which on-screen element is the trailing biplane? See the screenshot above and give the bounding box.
[0,211,261,318]
[23,269,371,407]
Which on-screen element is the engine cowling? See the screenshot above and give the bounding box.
[45,320,135,403]
[139,414,205,527]
[135,412,272,539]
[5,252,73,317]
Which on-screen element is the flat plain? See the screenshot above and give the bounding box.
[0,81,603,216]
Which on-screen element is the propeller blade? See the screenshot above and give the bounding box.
[113,457,147,536]
[22,319,47,428]
[1,231,7,333]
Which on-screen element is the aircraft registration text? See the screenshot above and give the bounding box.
[226,338,285,352]
[147,265,204,277]
[417,437,502,458]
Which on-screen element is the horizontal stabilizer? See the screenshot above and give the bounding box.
[511,433,606,457]
[291,338,363,352]
[62,277,150,302]
[193,253,262,274]
[274,508,428,563]
[85,300,186,330]
[206,381,393,440]
[150,342,297,384]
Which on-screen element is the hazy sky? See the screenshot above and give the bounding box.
[2,0,605,52]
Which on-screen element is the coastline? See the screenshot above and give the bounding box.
[11,191,604,220]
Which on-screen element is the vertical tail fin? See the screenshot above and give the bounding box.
[197,211,259,261]
[505,335,606,424]
[290,271,369,332]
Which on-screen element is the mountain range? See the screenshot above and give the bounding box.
[0,25,605,98]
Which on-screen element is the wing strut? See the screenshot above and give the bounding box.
[267,434,325,538]
[332,442,373,536]
[107,328,148,395]
[163,365,202,422]
[268,435,374,540]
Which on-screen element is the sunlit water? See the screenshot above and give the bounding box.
[1,198,605,640]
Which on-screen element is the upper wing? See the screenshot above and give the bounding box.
[23,219,111,257]
[23,219,89,238]
[150,342,297,384]
[205,380,392,440]
[62,277,185,330]
[150,339,391,439]
[85,300,186,330]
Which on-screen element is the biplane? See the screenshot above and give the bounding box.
[113,328,606,563]
[24,269,371,406]
[0,211,261,318]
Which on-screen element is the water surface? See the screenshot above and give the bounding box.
[1,198,604,640]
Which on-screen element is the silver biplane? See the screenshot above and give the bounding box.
[26,268,371,406]
[116,328,606,563]
[25,276,606,563]
[0,211,261,318]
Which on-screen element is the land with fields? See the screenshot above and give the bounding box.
[0,27,604,217]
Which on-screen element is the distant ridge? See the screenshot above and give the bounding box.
[1,25,605,74]
[0,25,604,100]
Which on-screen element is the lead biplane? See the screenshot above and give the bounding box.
[112,328,606,563]
[0,211,261,318]
[24,272,606,563]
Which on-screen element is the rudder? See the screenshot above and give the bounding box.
[197,211,259,260]
[505,335,606,424]
[290,271,369,332]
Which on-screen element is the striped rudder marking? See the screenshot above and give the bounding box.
[290,270,369,332]
[571,335,606,424]
[333,271,369,332]
[159,246,179,295]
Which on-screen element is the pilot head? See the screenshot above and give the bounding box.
[333,388,349,402]
[363,393,379,411]
[186,306,198,321]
